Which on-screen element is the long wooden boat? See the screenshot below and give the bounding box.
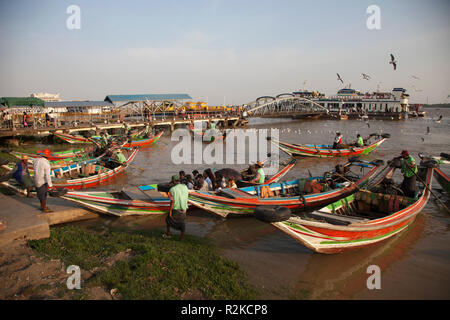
[54,131,163,148]
[434,168,449,193]
[10,149,101,169]
[188,124,225,142]
[60,159,295,217]
[238,159,297,187]
[2,148,139,190]
[271,134,389,158]
[268,164,434,254]
[123,130,163,148]
[10,148,87,162]
[187,160,387,218]
[62,185,170,216]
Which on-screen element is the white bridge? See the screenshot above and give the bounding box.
[243,94,330,117]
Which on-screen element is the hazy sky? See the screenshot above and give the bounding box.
[0,0,449,104]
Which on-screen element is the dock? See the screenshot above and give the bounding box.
[0,193,99,247]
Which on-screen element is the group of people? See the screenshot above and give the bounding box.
[332,132,365,149]
[173,168,237,192]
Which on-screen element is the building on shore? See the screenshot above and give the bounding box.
[30,92,61,102]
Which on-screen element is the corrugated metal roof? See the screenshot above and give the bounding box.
[105,94,192,102]
[45,101,114,107]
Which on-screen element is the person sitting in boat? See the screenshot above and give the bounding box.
[184,174,194,190]
[10,155,33,197]
[203,169,215,190]
[214,172,227,191]
[250,161,265,184]
[194,176,210,191]
[227,178,237,189]
[354,134,364,147]
[99,132,108,148]
[106,149,127,169]
[332,132,343,149]
[398,150,418,198]
[179,171,186,184]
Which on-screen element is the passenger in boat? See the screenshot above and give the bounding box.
[179,171,186,184]
[10,155,33,197]
[354,134,364,147]
[332,131,343,149]
[33,154,53,213]
[99,132,108,148]
[398,150,418,198]
[228,178,237,189]
[250,161,265,184]
[184,174,194,190]
[203,169,215,190]
[164,175,189,241]
[194,176,209,191]
[214,172,227,191]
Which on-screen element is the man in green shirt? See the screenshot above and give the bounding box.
[399,150,418,197]
[355,134,364,147]
[164,175,189,241]
[250,161,265,184]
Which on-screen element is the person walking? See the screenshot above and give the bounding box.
[33,154,53,212]
[163,175,189,241]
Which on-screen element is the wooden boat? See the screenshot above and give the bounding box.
[10,148,87,162]
[188,124,225,142]
[123,130,163,148]
[2,148,139,191]
[238,159,296,187]
[187,160,387,218]
[270,134,389,158]
[267,163,435,254]
[54,131,163,148]
[434,168,449,193]
[62,184,170,216]
[10,149,101,169]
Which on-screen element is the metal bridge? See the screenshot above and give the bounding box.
[243,94,329,118]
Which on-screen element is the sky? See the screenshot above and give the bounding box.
[0,0,449,104]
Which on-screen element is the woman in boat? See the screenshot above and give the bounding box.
[249,161,265,184]
[227,178,237,189]
[203,169,215,190]
[184,174,194,190]
[194,176,209,191]
[332,131,343,149]
[214,172,227,191]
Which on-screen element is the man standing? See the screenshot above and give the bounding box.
[163,175,189,241]
[33,154,53,213]
[399,150,418,198]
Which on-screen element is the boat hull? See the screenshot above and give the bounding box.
[271,167,433,254]
[434,168,450,193]
[272,138,386,158]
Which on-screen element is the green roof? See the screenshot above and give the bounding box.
[0,97,45,107]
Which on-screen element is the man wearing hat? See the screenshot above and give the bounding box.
[33,153,53,212]
[163,175,189,241]
[333,131,343,149]
[250,161,265,184]
[10,155,33,197]
[399,150,418,197]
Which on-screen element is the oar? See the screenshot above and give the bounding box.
[108,158,145,172]
[412,169,450,214]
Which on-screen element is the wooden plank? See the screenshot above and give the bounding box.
[219,188,256,199]
[306,211,369,225]
[121,186,150,200]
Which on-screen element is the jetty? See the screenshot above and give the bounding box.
[0,192,98,247]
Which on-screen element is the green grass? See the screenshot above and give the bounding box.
[28,225,257,300]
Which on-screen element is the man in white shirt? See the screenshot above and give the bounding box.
[33,155,53,213]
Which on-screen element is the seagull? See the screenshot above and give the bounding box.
[362,73,371,80]
[389,54,397,70]
[421,137,425,142]
[412,75,420,80]
[337,73,344,84]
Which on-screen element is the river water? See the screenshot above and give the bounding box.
[72,108,450,300]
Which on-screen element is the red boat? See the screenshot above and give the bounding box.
[267,163,435,254]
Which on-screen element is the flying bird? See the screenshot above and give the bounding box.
[362,73,371,80]
[389,54,397,70]
[336,73,344,84]
[412,75,420,80]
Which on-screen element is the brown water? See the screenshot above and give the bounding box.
[73,108,450,300]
